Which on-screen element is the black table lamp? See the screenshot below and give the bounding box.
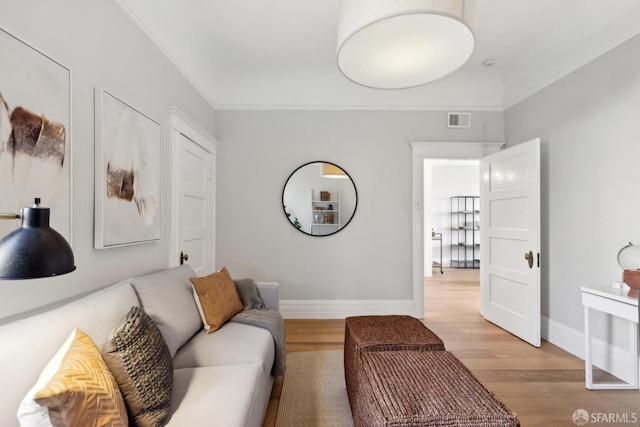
[0,198,75,279]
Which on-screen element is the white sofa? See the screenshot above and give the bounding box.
[0,264,280,427]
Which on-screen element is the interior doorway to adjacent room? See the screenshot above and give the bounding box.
[424,159,480,276]
[412,140,541,347]
[410,141,503,319]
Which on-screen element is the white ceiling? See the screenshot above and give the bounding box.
[117,0,640,110]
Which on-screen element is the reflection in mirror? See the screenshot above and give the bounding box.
[282,161,358,236]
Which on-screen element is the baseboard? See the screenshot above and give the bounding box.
[280,299,414,319]
[542,315,638,385]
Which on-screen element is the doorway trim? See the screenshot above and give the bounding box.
[410,141,504,318]
[169,107,217,269]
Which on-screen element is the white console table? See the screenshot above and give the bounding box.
[581,286,639,390]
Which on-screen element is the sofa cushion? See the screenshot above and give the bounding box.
[0,281,138,427]
[132,264,201,357]
[166,364,267,427]
[189,267,243,333]
[172,322,275,376]
[17,328,128,427]
[103,306,173,427]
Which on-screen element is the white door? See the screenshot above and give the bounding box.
[170,110,216,276]
[480,138,541,347]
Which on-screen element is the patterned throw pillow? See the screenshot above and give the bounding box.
[190,266,244,333]
[102,306,173,427]
[17,328,128,427]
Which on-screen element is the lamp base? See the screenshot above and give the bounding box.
[622,270,640,298]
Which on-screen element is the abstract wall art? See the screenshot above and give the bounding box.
[95,88,161,248]
[0,27,71,242]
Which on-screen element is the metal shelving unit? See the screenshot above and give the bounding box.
[450,196,480,269]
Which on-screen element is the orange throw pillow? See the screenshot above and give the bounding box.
[190,267,243,333]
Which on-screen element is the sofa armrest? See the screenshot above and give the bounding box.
[257,282,279,312]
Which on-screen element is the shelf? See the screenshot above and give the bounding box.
[311,190,341,235]
[451,196,480,269]
[451,260,480,268]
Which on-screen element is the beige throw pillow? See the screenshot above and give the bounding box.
[102,306,173,427]
[17,328,128,427]
[190,267,244,333]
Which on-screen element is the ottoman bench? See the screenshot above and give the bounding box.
[345,316,445,382]
[344,315,446,418]
[344,315,445,355]
[352,351,520,427]
[343,315,519,427]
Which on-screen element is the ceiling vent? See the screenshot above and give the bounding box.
[447,112,471,128]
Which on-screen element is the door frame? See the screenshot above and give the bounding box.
[410,141,504,318]
[169,107,217,270]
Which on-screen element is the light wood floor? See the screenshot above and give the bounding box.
[263,268,639,426]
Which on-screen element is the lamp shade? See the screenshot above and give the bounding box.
[337,0,476,89]
[321,163,348,179]
[0,199,75,279]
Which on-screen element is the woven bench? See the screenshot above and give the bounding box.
[344,315,445,392]
[344,315,445,354]
[344,315,446,423]
[343,315,519,427]
[352,351,520,427]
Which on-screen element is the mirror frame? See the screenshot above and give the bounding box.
[282,161,358,237]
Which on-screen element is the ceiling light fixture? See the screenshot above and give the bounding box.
[336,0,476,89]
[321,163,348,179]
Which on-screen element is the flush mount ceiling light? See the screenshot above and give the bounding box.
[337,0,476,89]
[321,163,348,179]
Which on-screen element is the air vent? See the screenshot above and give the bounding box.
[447,112,471,128]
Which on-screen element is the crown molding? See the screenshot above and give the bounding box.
[504,21,640,109]
[212,103,505,112]
[115,0,217,109]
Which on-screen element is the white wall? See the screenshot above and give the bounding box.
[0,0,215,321]
[214,110,503,310]
[426,160,479,270]
[505,34,640,350]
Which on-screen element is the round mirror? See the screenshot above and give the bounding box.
[282,161,358,236]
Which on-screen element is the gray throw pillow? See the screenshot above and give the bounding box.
[102,306,173,427]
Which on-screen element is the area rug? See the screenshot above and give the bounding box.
[275,350,354,427]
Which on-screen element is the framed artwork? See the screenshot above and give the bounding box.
[94,88,161,248]
[0,27,72,242]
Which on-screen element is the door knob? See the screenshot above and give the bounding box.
[180,251,189,265]
[524,251,534,269]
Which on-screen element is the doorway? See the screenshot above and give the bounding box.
[410,142,504,318]
[425,159,480,275]
[412,139,542,349]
